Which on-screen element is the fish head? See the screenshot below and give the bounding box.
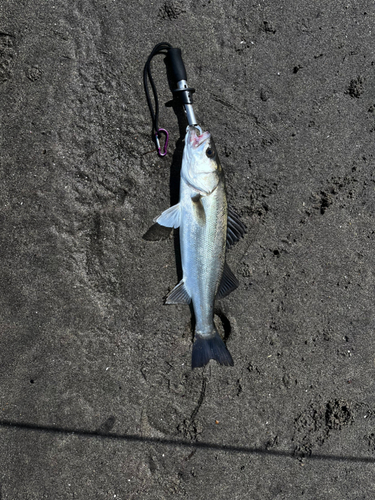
[182,126,223,195]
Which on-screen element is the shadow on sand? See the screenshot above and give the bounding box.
[1,419,374,464]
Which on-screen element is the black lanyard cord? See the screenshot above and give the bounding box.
[144,42,197,156]
[143,42,172,154]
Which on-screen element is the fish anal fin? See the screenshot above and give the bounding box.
[154,203,181,228]
[216,262,239,300]
[165,280,191,304]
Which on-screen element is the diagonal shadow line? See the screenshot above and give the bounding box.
[0,419,374,464]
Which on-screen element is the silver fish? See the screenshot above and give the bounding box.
[155,126,245,368]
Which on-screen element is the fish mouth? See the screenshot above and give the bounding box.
[197,136,210,147]
[187,126,211,148]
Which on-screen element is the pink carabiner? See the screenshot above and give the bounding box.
[155,128,169,157]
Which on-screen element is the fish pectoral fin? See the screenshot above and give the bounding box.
[165,280,191,304]
[154,203,181,228]
[216,262,239,300]
[227,205,247,248]
[142,223,173,241]
[191,194,206,226]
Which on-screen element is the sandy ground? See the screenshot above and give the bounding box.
[1,0,375,498]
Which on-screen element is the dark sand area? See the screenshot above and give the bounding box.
[1,1,375,498]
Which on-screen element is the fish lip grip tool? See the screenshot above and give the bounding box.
[165,48,198,127]
[144,43,198,156]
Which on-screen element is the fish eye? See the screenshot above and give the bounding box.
[206,147,215,158]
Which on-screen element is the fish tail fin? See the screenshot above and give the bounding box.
[192,330,234,369]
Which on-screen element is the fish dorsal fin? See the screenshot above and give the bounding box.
[165,280,191,304]
[154,203,181,228]
[216,262,239,300]
[227,205,246,248]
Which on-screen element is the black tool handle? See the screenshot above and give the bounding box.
[166,48,187,83]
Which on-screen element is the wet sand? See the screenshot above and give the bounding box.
[1,1,375,498]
